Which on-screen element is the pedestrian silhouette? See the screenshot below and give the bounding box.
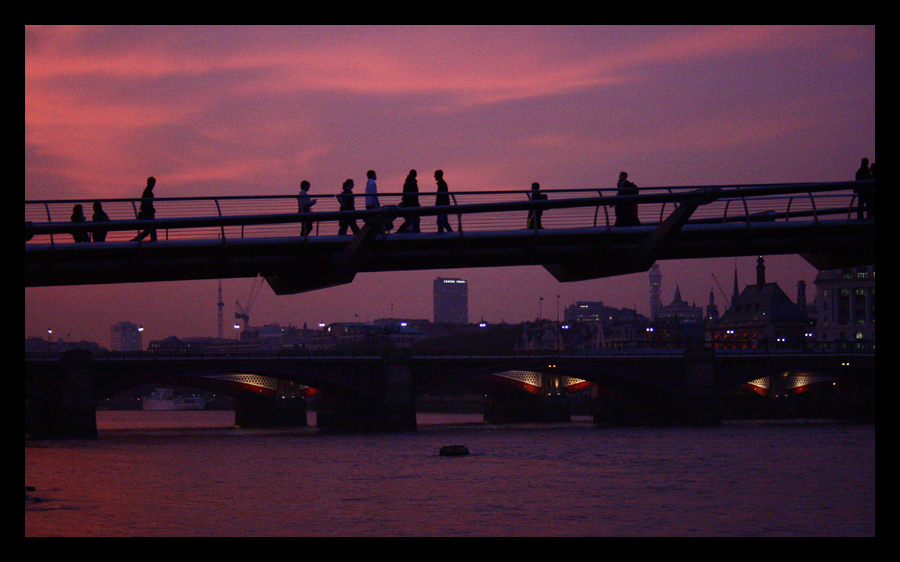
[435,169,453,233]
[297,180,317,236]
[338,179,360,235]
[132,176,157,241]
[527,182,546,229]
[365,170,388,234]
[615,171,640,226]
[397,169,421,233]
[70,204,91,243]
[854,157,874,219]
[91,201,110,242]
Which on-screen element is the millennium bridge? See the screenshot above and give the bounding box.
[26,180,874,292]
[25,180,875,437]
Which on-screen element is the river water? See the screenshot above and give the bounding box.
[25,411,876,537]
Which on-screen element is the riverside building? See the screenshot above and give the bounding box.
[433,277,468,324]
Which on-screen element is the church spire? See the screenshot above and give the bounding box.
[732,263,739,305]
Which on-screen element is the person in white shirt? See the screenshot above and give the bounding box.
[297,180,316,235]
[365,170,387,234]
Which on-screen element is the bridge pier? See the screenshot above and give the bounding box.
[315,355,417,432]
[26,350,98,439]
[679,347,721,426]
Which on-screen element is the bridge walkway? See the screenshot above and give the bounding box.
[25,180,875,293]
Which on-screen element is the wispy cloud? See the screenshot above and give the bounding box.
[25,25,874,199]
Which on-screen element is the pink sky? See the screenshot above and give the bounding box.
[25,25,875,346]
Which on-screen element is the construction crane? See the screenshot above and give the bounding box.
[235,275,263,331]
[710,273,729,304]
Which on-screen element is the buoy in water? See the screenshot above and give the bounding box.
[439,445,469,456]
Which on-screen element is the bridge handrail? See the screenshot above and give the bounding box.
[25,180,871,244]
[25,339,875,362]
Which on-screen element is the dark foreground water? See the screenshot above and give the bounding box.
[25,411,876,537]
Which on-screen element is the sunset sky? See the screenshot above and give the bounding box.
[24,25,875,346]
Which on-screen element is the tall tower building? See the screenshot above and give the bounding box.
[111,321,142,352]
[433,277,468,324]
[706,289,720,321]
[649,263,663,321]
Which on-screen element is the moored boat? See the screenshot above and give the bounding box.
[142,388,207,411]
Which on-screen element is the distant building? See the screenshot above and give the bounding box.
[654,285,704,325]
[433,277,468,324]
[25,336,102,353]
[564,301,643,325]
[706,257,812,348]
[813,266,875,344]
[562,301,649,347]
[111,321,142,352]
[705,289,720,322]
[649,263,663,321]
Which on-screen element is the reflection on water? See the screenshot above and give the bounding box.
[25,411,875,537]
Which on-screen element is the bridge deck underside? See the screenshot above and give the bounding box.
[25,219,873,293]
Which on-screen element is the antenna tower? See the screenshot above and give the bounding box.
[217,280,224,339]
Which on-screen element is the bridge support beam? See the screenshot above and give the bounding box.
[590,387,674,426]
[484,374,571,424]
[591,349,720,426]
[316,356,417,432]
[235,395,307,428]
[235,378,308,427]
[26,350,98,439]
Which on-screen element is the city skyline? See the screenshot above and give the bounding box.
[25,26,875,345]
[31,259,804,347]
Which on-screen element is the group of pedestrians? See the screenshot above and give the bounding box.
[526,172,641,230]
[298,169,455,236]
[68,201,111,243]
[61,158,875,245]
[68,176,153,243]
[66,170,647,243]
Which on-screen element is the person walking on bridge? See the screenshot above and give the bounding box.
[397,169,421,233]
[69,204,90,243]
[365,169,387,234]
[338,179,360,235]
[297,180,317,236]
[91,201,110,242]
[527,182,546,229]
[435,169,453,233]
[132,176,157,241]
[615,171,640,227]
[854,157,875,219]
